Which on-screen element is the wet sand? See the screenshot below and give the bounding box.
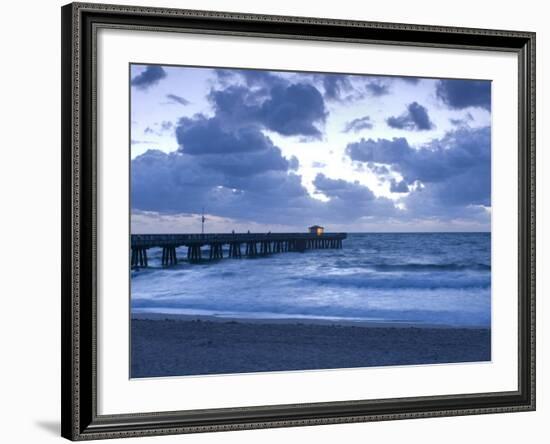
[131,316,491,378]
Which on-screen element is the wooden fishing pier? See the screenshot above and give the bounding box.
[130,232,347,268]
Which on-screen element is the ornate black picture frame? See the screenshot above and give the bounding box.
[61,2,535,440]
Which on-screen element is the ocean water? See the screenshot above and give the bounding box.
[131,233,491,327]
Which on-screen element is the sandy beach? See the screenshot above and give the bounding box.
[131,315,491,378]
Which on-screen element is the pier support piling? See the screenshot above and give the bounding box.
[187,245,202,262]
[208,243,223,260]
[229,242,242,258]
[245,242,258,257]
[131,247,149,268]
[162,246,178,266]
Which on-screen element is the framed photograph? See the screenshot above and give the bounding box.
[61,2,535,440]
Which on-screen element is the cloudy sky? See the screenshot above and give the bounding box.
[130,64,491,233]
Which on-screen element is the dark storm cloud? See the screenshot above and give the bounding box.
[165,94,190,105]
[288,156,300,170]
[208,86,256,122]
[364,79,391,96]
[343,116,373,133]
[161,121,173,131]
[175,115,291,176]
[177,116,267,155]
[213,68,234,84]
[436,79,491,111]
[241,70,288,89]
[366,163,390,176]
[322,75,354,101]
[404,128,490,200]
[320,75,392,101]
[142,121,174,136]
[406,103,434,130]
[314,174,398,218]
[199,148,290,178]
[346,137,411,164]
[400,77,421,84]
[449,112,474,127]
[346,126,491,208]
[386,102,435,131]
[131,149,320,224]
[131,151,312,224]
[258,83,327,137]
[314,174,375,201]
[209,82,327,138]
[131,65,167,90]
[131,150,213,214]
[390,179,409,193]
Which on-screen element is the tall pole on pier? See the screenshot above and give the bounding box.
[201,207,206,235]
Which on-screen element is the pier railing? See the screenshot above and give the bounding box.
[130,232,347,267]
